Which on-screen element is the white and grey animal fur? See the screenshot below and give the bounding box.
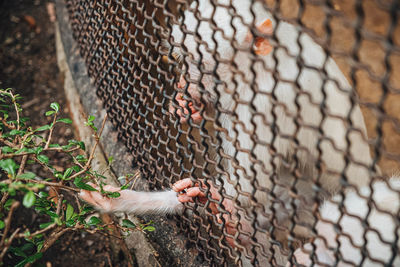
[82,0,400,265]
[168,0,375,231]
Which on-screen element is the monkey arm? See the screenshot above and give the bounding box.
[79,184,183,215]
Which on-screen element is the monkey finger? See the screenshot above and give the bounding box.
[185,187,206,198]
[172,178,197,192]
[86,182,99,189]
[191,112,203,123]
[79,191,107,210]
[177,194,194,203]
[102,184,121,192]
[87,190,113,211]
[216,213,235,231]
[79,190,93,204]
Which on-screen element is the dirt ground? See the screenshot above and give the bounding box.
[0,0,130,266]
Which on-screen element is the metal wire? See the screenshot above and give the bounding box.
[65,0,400,266]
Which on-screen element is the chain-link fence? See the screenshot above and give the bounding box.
[62,0,400,266]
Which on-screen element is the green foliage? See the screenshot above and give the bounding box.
[22,191,36,208]
[0,89,151,265]
[0,159,18,178]
[122,219,136,229]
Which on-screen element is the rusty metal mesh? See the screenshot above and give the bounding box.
[64,0,400,266]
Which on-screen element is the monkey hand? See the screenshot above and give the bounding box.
[79,183,125,212]
[173,178,252,248]
[169,92,203,123]
[172,178,228,212]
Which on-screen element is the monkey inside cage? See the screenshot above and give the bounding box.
[64,0,400,266]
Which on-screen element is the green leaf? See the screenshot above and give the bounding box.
[54,217,62,226]
[108,156,114,164]
[74,177,96,191]
[75,155,87,163]
[15,252,43,267]
[66,204,74,221]
[0,159,18,178]
[50,102,60,112]
[66,219,77,227]
[45,210,58,219]
[39,222,53,229]
[36,241,44,252]
[106,192,121,198]
[33,147,43,155]
[9,129,25,136]
[88,115,95,122]
[62,168,73,179]
[17,172,36,180]
[143,226,155,232]
[38,191,49,198]
[0,220,5,229]
[14,147,32,154]
[4,199,14,209]
[45,110,55,116]
[87,216,102,226]
[1,146,13,153]
[34,125,51,132]
[23,191,36,208]
[78,141,85,150]
[57,118,72,124]
[120,184,129,190]
[71,165,81,172]
[94,172,107,180]
[37,154,49,164]
[49,144,61,148]
[122,219,136,229]
[9,246,27,258]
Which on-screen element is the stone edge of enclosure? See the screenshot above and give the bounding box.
[54,1,204,266]
[54,20,162,267]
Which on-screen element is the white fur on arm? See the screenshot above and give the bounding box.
[80,188,183,215]
[116,190,183,215]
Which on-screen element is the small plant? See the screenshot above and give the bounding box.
[0,88,150,266]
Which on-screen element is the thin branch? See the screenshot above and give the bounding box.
[24,227,72,267]
[17,154,28,176]
[20,131,34,149]
[0,137,15,148]
[0,146,81,160]
[0,117,16,130]
[0,179,79,193]
[56,194,63,216]
[74,194,82,211]
[68,114,108,181]
[45,114,58,149]
[10,91,20,131]
[0,178,79,193]
[16,223,56,239]
[0,201,20,247]
[71,154,85,169]
[128,171,141,190]
[0,228,20,262]
[32,156,54,174]
[106,253,113,267]
[0,193,9,212]
[26,179,80,193]
[40,227,71,253]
